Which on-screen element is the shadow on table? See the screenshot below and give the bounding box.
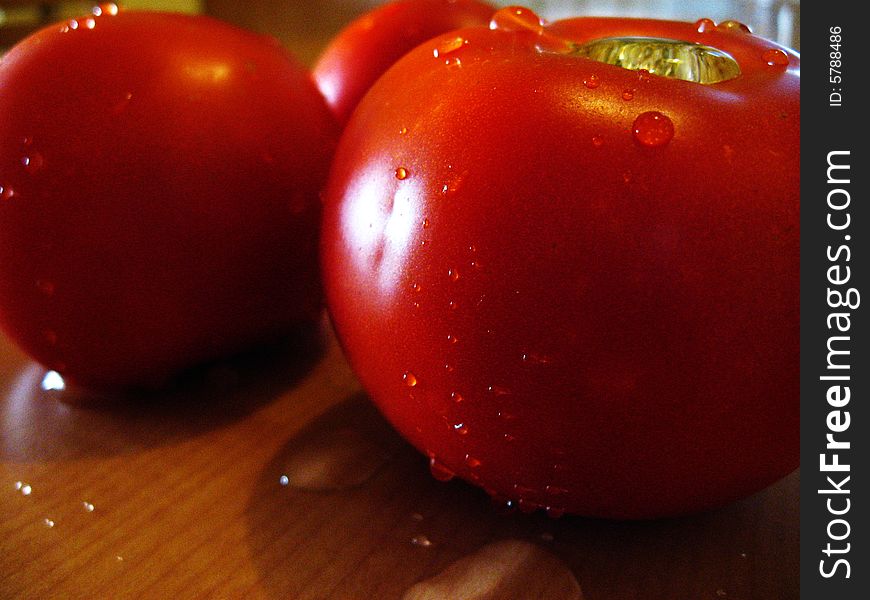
[244,393,799,599]
[0,320,328,462]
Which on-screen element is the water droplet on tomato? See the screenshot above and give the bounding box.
[448,268,459,281]
[19,482,33,496]
[93,3,119,16]
[632,111,675,147]
[429,457,455,482]
[451,391,464,403]
[436,36,465,56]
[637,69,651,83]
[43,518,55,528]
[36,280,55,296]
[403,371,418,387]
[489,6,544,34]
[279,474,289,486]
[592,135,604,147]
[719,20,751,33]
[763,48,789,67]
[22,136,33,146]
[465,455,481,468]
[83,501,95,512]
[21,152,44,174]
[488,384,511,396]
[68,19,79,30]
[622,89,635,101]
[0,186,14,200]
[398,126,408,135]
[447,334,458,345]
[84,17,96,29]
[110,92,133,115]
[454,423,469,436]
[583,74,600,89]
[395,167,409,180]
[545,484,569,496]
[448,300,458,310]
[694,18,715,33]
[411,535,433,547]
[545,506,566,519]
[421,218,430,229]
[412,282,422,293]
[503,433,517,442]
[522,352,552,364]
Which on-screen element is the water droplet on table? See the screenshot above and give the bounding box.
[402,539,583,599]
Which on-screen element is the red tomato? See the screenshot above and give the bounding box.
[313,0,494,126]
[0,10,338,389]
[322,11,800,518]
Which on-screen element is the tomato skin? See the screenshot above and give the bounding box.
[0,12,338,389]
[322,17,799,518]
[313,0,494,126]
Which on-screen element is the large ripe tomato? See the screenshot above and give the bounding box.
[0,10,337,389]
[313,0,494,126]
[322,10,800,518]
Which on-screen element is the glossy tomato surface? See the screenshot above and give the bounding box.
[313,0,494,126]
[0,10,338,389]
[322,13,800,518]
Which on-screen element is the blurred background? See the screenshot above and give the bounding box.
[2,0,800,63]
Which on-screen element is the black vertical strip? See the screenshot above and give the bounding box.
[800,2,867,597]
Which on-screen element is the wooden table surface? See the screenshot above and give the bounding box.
[0,318,798,600]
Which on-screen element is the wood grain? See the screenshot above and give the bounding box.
[1,319,798,599]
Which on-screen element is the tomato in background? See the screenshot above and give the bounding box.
[322,11,800,518]
[0,10,338,389]
[313,0,494,126]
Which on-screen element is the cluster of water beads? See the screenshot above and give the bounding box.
[382,8,789,529]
